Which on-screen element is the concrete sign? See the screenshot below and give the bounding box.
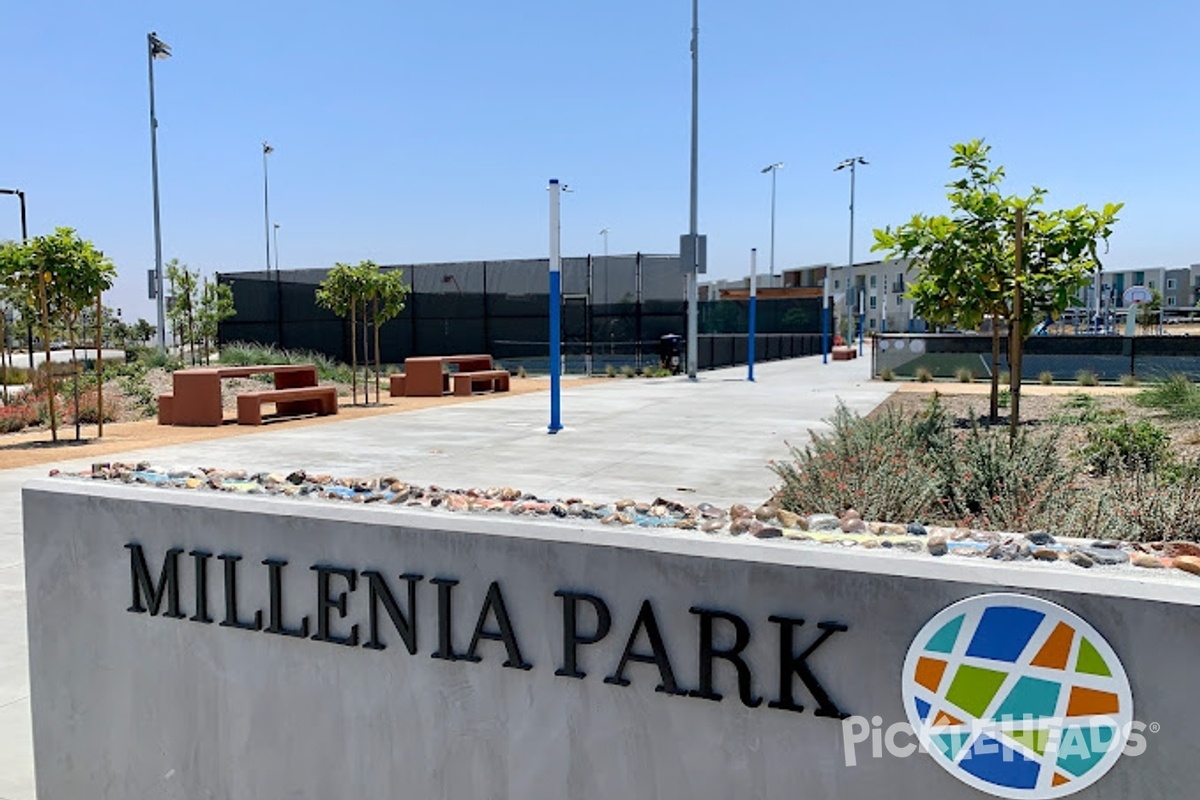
[22,481,1200,799]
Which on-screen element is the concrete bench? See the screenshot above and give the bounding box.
[832,346,857,361]
[157,393,174,425]
[235,386,339,426]
[451,370,510,397]
[388,373,407,397]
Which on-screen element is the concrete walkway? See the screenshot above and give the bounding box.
[0,355,891,799]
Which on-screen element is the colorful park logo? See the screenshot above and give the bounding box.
[901,594,1133,799]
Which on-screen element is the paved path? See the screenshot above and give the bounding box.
[0,355,890,799]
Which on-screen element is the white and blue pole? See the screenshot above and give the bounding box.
[548,179,563,434]
[748,247,757,382]
[821,275,830,363]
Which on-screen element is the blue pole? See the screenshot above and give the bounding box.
[748,247,757,381]
[548,179,562,433]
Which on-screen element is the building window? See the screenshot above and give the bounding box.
[870,275,877,288]
[1135,271,1145,284]
[1167,278,1177,290]
[1168,296,1178,307]
[896,296,903,307]
[1149,280,1156,290]
[869,296,877,309]
[869,317,876,330]
[834,280,840,290]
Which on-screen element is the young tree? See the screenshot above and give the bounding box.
[315,262,369,404]
[197,278,237,365]
[362,263,409,404]
[166,260,201,363]
[874,140,1121,428]
[132,318,156,345]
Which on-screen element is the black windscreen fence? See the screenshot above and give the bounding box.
[218,257,822,374]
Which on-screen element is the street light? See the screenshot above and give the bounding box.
[684,0,701,380]
[262,141,274,274]
[835,156,868,356]
[760,162,783,280]
[273,222,280,273]
[0,188,29,373]
[147,31,171,350]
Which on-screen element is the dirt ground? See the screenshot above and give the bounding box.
[0,375,610,472]
[875,381,1200,464]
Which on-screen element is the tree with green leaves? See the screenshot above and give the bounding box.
[197,278,236,365]
[11,228,118,441]
[361,263,409,404]
[166,260,202,363]
[1135,289,1162,332]
[874,140,1121,429]
[315,262,370,404]
[132,318,156,345]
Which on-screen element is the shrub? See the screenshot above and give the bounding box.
[1049,393,1124,426]
[1092,468,1200,542]
[1084,419,1172,476]
[879,367,895,382]
[916,367,933,383]
[1119,374,1139,388]
[770,400,951,523]
[1039,371,1054,385]
[998,388,1011,409]
[63,388,120,426]
[0,403,38,433]
[604,364,616,378]
[955,367,975,383]
[1134,373,1200,418]
[933,418,1072,531]
[0,365,30,386]
[641,366,657,378]
[1076,369,1099,387]
[999,371,1010,385]
[517,365,528,379]
[621,365,636,378]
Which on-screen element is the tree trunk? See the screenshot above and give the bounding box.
[989,322,1000,423]
[373,298,381,405]
[1010,208,1025,441]
[0,313,8,406]
[39,275,56,442]
[361,300,370,404]
[70,322,80,442]
[350,303,358,405]
[96,292,104,438]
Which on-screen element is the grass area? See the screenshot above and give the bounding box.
[1133,373,1200,419]
[217,342,356,384]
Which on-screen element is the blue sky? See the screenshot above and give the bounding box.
[2,1,1198,321]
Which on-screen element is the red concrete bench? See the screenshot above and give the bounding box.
[832,346,857,361]
[235,386,339,425]
[157,393,175,425]
[451,370,510,396]
[388,373,407,397]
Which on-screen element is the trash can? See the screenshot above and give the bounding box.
[658,334,683,375]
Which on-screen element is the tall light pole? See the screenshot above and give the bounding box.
[835,156,868,356]
[273,222,280,273]
[262,141,274,274]
[684,0,700,380]
[599,227,609,261]
[147,31,171,350]
[0,188,29,372]
[761,162,783,280]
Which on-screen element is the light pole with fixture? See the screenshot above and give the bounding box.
[683,0,702,380]
[835,156,868,356]
[761,162,783,280]
[147,31,171,350]
[0,188,32,369]
[262,141,274,274]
